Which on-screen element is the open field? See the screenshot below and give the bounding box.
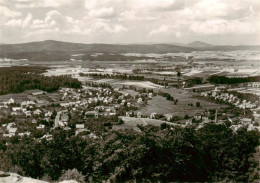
[113,116,175,130]
[121,89,139,97]
[228,88,260,96]
[140,89,226,117]
[0,90,60,106]
[86,78,164,89]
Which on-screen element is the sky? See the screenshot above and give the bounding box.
[0,0,260,45]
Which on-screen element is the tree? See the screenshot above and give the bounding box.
[196,102,201,108]
[177,71,181,81]
[59,168,85,183]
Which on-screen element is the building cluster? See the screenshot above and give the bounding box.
[0,86,149,140]
[200,89,260,131]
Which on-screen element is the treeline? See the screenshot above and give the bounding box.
[208,75,260,84]
[80,73,168,87]
[85,81,112,89]
[0,66,82,95]
[0,51,71,61]
[80,73,145,80]
[159,92,178,104]
[83,53,152,61]
[0,124,259,182]
[0,66,48,74]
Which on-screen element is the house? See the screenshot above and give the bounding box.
[3,134,14,137]
[247,82,260,88]
[88,133,97,139]
[76,124,85,129]
[11,112,18,116]
[85,111,98,118]
[241,118,252,124]
[127,102,131,107]
[202,117,209,123]
[45,111,52,117]
[64,126,72,131]
[32,119,37,124]
[194,115,202,120]
[150,112,157,119]
[0,105,8,109]
[60,113,69,122]
[3,98,15,105]
[33,109,41,115]
[185,119,192,125]
[25,111,31,117]
[75,128,90,136]
[58,121,68,127]
[31,90,45,96]
[60,102,70,107]
[9,128,18,136]
[126,111,133,117]
[12,107,21,112]
[21,101,36,107]
[164,114,173,121]
[41,134,53,141]
[18,132,31,137]
[137,98,143,104]
[137,112,142,118]
[36,124,45,129]
[7,122,15,129]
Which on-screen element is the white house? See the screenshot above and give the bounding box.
[76,124,85,129]
[33,109,41,115]
[12,107,21,112]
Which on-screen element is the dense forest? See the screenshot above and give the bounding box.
[0,66,82,95]
[79,73,145,81]
[0,124,259,182]
[80,73,168,87]
[208,75,260,84]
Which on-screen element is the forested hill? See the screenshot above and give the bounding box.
[0,40,196,54]
[1,40,259,61]
[0,66,82,95]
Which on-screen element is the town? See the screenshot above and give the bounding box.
[0,67,259,143]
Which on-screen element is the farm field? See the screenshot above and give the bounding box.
[0,90,60,106]
[113,116,175,130]
[87,78,164,89]
[140,89,226,116]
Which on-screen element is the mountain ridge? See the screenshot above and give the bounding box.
[0,40,259,61]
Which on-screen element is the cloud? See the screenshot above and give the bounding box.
[148,24,181,38]
[88,7,116,18]
[0,6,21,18]
[128,0,184,11]
[148,25,170,36]
[90,21,127,33]
[4,13,32,28]
[13,0,77,8]
[189,19,260,35]
[0,0,259,44]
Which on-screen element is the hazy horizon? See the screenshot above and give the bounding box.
[1,39,260,46]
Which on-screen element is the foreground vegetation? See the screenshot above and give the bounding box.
[0,66,82,95]
[0,124,259,182]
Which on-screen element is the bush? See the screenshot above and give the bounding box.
[59,169,85,183]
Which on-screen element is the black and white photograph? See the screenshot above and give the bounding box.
[0,0,259,182]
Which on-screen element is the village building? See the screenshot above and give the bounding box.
[33,109,41,115]
[150,112,157,119]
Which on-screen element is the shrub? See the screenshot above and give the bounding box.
[59,169,85,183]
